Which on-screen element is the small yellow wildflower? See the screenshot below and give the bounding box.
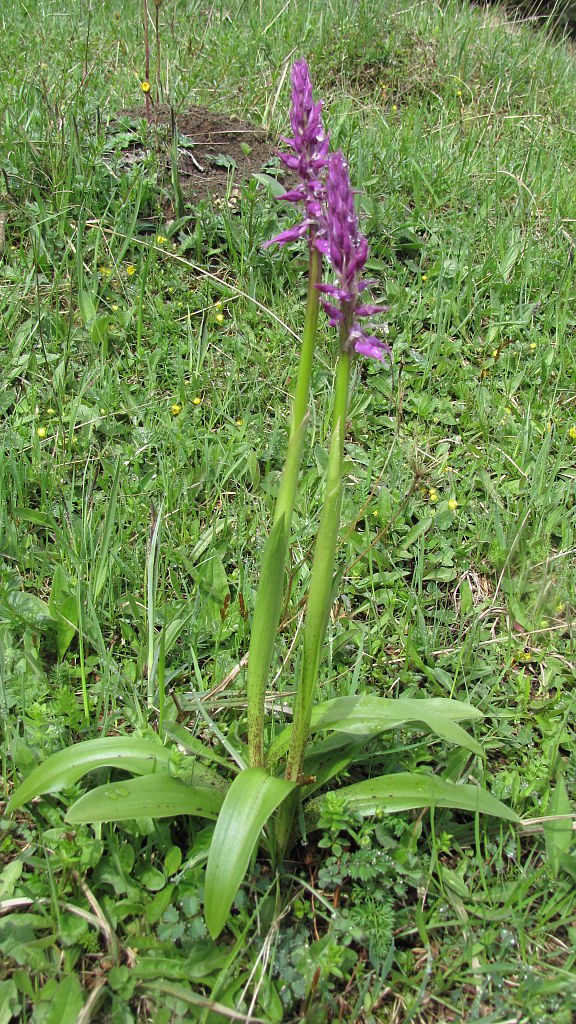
[236,418,244,426]
[100,408,106,415]
[422,273,428,281]
[46,407,55,416]
[215,301,223,311]
[492,349,498,359]
[429,488,438,503]
[141,81,150,93]
[193,396,202,406]
[529,342,536,350]
[448,499,458,511]
[444,465,453,473]
[156,235,167,244]
[456,89,462,97]
[505,407,512,415]
[215,313,225,324]
[37,427,47,439]
[392,104,398,112]
[372,508,379,517]
[99,266,112,277]
[569,426,576,440]
[171,403,182,416]
[126,265,136,276]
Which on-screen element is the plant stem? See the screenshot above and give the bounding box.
[246,244,321,768]
[155,1,162,103]
[285,347,351,783]
[274,346,351,858]
[143,0,151,122]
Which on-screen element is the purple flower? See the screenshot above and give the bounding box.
[316,151,390,363]
[263,60,330,249]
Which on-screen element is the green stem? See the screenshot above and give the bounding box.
[285,348,352,783]
[246,244,321,768]
[274,347,351,857]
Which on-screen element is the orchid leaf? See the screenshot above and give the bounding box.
[66,774,224,824]
[308,772,519,823]
[204,768,296,939]
[267,695,483,767]
[7,736,174,812]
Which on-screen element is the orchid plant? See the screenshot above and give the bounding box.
[8,61,518,942]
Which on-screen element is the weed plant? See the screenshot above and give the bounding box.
[1,0,576,1021]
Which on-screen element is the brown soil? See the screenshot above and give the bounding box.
[111,104,281,206]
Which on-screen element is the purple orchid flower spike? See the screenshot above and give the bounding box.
[263,59,330,248]
[316,151,391,362]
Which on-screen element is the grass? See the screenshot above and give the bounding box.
[1,0,576,1020]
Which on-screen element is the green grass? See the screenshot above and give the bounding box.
[1,0,576,1020]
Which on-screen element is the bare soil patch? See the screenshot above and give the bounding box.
[111,104,279,205]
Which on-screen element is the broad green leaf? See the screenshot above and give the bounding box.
[543,775,573,877]
[42,976,83,1024]
[253,172,287,198]
[309,772,519,823]
[91,314,109,356]
[397,517,432,554]
[78,289,97,325]
[66,774,224,824]
[0,979,19,1024]
[194,552,229,622]
[267,695,483,766]
[204,768,295,939]
[161,721,231,769]
[3,591,53,629]
[49,565,78,660]
[92,458,121,600]
[7,736,174,812]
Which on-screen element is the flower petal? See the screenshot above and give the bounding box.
[262,222,309,248]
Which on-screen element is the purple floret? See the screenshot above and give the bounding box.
[316,151,390,363]
[263,59,330,249]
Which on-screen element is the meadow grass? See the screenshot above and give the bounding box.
[1,0,576,1020]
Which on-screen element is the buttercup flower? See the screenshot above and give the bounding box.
[570,426,576,440]
[448,498,458,510]
[141,81,150,93]
[37,427,47,439]
[171,403,182,416]
[263,59,330,248]
[315,151,390,362]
